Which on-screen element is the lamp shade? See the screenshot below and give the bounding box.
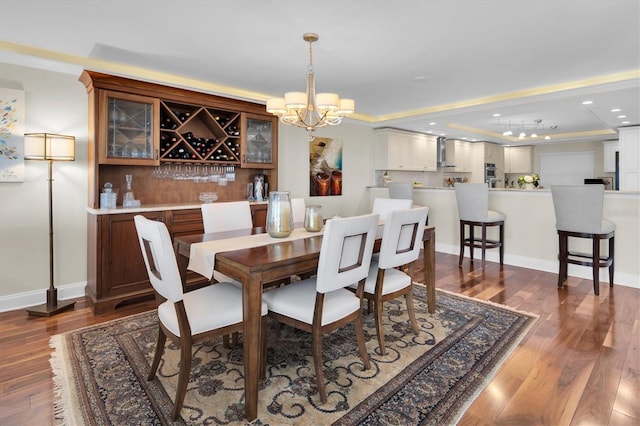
[24,133,75,161]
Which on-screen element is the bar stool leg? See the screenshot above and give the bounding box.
[592,235,600,296]
[469,224,475,261]
[557,232,567,288]
[458,221,465,266]
[481,224,487,269]
[499,223,505,265]
[609,235,615,287]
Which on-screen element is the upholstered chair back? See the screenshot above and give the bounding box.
[201,201,253,233]
[551,185,614,234]
[315,213,379,294]
[134,215,183,303]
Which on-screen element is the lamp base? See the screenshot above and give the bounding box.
[27,288,76,317]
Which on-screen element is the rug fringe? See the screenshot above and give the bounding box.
[49,334,78,426]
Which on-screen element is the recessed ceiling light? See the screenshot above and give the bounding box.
[492,113,501,117]
[426,130,433,134]
[611,108,621,112]
[622,121,630,124]
[429,122,436,125]
[582,100,593,105]
[413,76,428,83]
[618,115,627,118]
[544,136,551,140]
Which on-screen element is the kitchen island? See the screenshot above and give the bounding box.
[369,186,640,289]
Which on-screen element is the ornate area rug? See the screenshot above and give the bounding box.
[50,287,537,425]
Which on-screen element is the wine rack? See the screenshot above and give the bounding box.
[159,101,241,164]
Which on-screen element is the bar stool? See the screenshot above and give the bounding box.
[388,182,413,200]
[454,183,505,268]
[551,185,615,295]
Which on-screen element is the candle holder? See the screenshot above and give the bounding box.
[304,205,323,232]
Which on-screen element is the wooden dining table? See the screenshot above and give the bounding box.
[173,224,436,421]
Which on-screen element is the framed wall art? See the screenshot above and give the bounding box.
[0,87,25,182]
[309,137,342,196]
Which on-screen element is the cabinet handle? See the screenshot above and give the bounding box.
[242,154,245,163]
[155,149,159,160]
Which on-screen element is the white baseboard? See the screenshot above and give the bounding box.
[436,243,639,290]
[0,281,86,313]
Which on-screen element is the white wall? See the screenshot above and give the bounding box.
[277,122,375,218]
[0,63,89,307]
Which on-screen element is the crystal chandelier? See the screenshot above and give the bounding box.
[266,33,355,141]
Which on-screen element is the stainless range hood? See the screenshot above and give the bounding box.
[437,137,456,168]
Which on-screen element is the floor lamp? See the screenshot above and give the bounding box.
[24,133,76,317]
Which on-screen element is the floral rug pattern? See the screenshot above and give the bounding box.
[50,287,537,425]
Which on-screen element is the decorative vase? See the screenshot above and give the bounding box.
[266,191,293,238]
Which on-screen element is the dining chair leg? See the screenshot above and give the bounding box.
[172,335,193,421]
[312,328,327,404]
[148,326,166,381]
[373,296,386,355]
[355,311,371,371]
[404,290,419,335]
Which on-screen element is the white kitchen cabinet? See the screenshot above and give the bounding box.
[446,139,472,172]
[619,126,640,190]
[504,146,533,173]
[603,140,619,173]
[374,129,437,171]
[410,134,437,171]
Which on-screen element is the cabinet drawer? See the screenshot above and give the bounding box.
[168,209,204,236]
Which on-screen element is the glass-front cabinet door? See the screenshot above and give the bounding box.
[241,113,277,169]
[98,90,160,165]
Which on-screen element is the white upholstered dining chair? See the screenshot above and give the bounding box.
[372,197,413,222]
[291,197,306,225]
[201,201,253,285]
[263,213,379,403]
[201,200,253,233]
[354,206,429,355]
[133,215,267,420]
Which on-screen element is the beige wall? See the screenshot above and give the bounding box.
[0,63,89,307]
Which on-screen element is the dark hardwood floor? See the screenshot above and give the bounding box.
[0,252,638,425]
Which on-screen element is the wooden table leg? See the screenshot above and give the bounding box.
[174,241,189,290]
[423,228,436,313]
[242,274,262,421]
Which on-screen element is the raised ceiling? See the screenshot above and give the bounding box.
[1,0,638,145]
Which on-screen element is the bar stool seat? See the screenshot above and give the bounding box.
[551,185,615,295]
[454,183,505,268]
